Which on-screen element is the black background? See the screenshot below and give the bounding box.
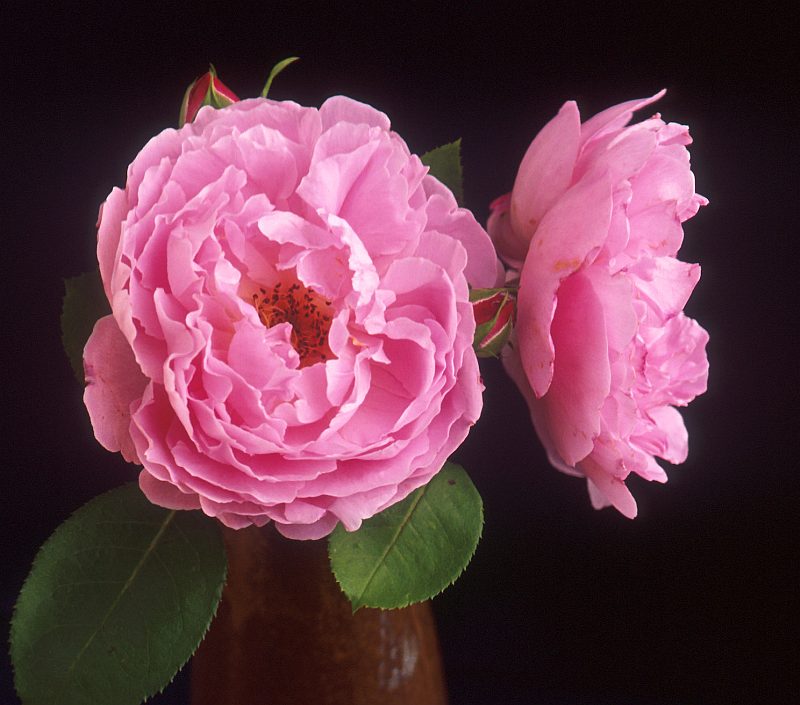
[3,2,797,704]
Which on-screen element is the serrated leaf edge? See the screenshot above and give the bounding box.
[143,551,227,702]
[10,484,228,705]
[349,486,427,611]
[420,139,464,205]
[58,510,176,697]
[329,464,484,611]
[60,271,110,384]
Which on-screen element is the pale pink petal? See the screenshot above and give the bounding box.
[275,514,339,540]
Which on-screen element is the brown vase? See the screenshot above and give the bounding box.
[190,525,448,705]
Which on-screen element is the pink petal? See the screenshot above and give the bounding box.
[139,470,202,510]
[83,315,148,463]
[576,120,658,186]
[536,271,611,465]
[487,192,528,269]
[584,267,638,355]
[275,514,339,540]
[96,188,128,300]
[629,257,701,323]
[319,95,392,132]
[422,176,500,288]
[579,90,665,145]
[516,173,613,397]
[510,100,581,242]
[502,344,576,477]
[636,405,689,464]
[581,455,638,519]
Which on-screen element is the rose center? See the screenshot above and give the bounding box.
[252,281,334,367]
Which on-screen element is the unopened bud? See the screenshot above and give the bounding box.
[179,65,239,127]
[470,288,515,357]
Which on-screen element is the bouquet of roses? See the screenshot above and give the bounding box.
[10,60,708,705]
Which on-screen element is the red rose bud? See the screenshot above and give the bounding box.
[179,66,239,127]
[470,288,516,357]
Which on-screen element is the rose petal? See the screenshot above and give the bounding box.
[83,315,148,463]
[516,172,613,397]
[510,100,581,243]
[536,272,611,465]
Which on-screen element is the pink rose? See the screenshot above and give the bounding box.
[84,96,497,539]
[489,91,709,517]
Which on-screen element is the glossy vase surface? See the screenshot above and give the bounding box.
[190,525,448,705]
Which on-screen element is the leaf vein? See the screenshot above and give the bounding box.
[356,486,428,603]
[56,510,176,694]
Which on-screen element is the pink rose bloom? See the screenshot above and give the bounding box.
[84,96,497,539]
[488,91,709,517]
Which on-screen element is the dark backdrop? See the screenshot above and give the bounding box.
[4,3,797,704]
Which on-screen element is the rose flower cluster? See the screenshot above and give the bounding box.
[85,86,708,535]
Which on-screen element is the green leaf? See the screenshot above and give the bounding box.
[11,484,227,705]
[328,462,483,610]
[61,271,111,383]
[260,56,300,98]
[421,139,464,205]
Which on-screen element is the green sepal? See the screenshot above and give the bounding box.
[260,56,300,98]
[207,63,236,109]
[178,80,194,127]
[10,484,227,705]
[421,139,464,204]
[61,270,111,383]
[328,462,483,611]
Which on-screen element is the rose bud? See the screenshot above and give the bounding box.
[470,288,515,357]
[178,65,239,126]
